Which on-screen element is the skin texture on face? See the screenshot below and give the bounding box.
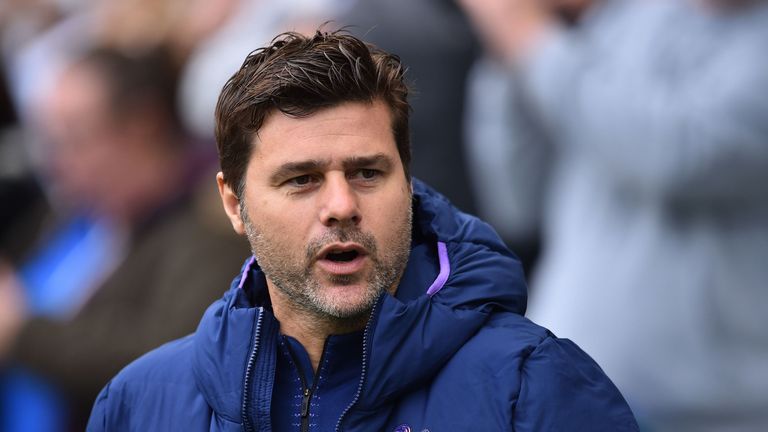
[218,100,412,336]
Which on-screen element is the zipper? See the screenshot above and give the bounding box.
[300,388,311,432]
[286,337,331,432]
[241,308,265,432]
[334,298,380,432]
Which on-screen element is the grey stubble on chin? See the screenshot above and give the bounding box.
[240,200,413,324]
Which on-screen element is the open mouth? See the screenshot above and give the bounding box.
[325,250,360,262]
[316,244,367,275]
[318,243,367,263]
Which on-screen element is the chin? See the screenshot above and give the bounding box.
[314,285,379,319]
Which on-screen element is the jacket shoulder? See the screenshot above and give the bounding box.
[440,313,639,431]
[440,313,551,384]
[114,333,198,386]
[514,331,639,430]
[87,335,213,431]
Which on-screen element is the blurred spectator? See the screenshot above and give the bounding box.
[460,0,768,430]
[0,47,249,430]
[463,0,593,277]
[464,59,550,277]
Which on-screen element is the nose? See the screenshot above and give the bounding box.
[319,174,361,227]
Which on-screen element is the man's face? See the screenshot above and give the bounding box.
[220,100,412,321]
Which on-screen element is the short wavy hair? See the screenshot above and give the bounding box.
[215,30,411,198]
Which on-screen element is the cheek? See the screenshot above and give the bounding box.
[368,191,411,242]
[251,200,312,245]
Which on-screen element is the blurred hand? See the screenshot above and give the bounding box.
[0,259,26,360]
[458,0,557,62]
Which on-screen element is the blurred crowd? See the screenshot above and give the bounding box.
[0,0,766,431]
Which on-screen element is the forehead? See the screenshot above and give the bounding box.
[250,100,397,165]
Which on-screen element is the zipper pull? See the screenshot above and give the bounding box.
[301,388,311,418]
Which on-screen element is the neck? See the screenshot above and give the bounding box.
[268,287,368,372]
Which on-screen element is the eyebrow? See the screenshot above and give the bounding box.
[341,153,393,172]
[269,159,330,184]
[269,153,394,184]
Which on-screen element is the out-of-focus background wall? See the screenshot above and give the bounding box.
[1,0,767,431]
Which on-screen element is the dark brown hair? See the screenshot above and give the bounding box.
[214,30,411,198]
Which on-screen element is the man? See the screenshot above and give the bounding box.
[460,0,768,430]
[87,30,638,431]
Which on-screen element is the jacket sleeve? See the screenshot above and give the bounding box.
[514,337,639,431]
[86,381,112,432]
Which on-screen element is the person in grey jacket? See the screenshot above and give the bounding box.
[460,0,768,430]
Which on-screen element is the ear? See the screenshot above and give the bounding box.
[216,172,245,235]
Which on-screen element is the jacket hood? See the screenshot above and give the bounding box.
[191,179,527,422]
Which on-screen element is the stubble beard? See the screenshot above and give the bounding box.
[241,202,412,325]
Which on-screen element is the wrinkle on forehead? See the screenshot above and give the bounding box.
[253,100,393,151]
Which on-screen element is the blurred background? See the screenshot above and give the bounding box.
[0,0,766,431]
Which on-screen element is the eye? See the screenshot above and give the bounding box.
[287,175,315,187]
[351,169,379,181]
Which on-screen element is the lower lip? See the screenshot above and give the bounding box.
[316,254,367,275]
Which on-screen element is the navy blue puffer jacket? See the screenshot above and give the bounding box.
[87,180,638,431]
